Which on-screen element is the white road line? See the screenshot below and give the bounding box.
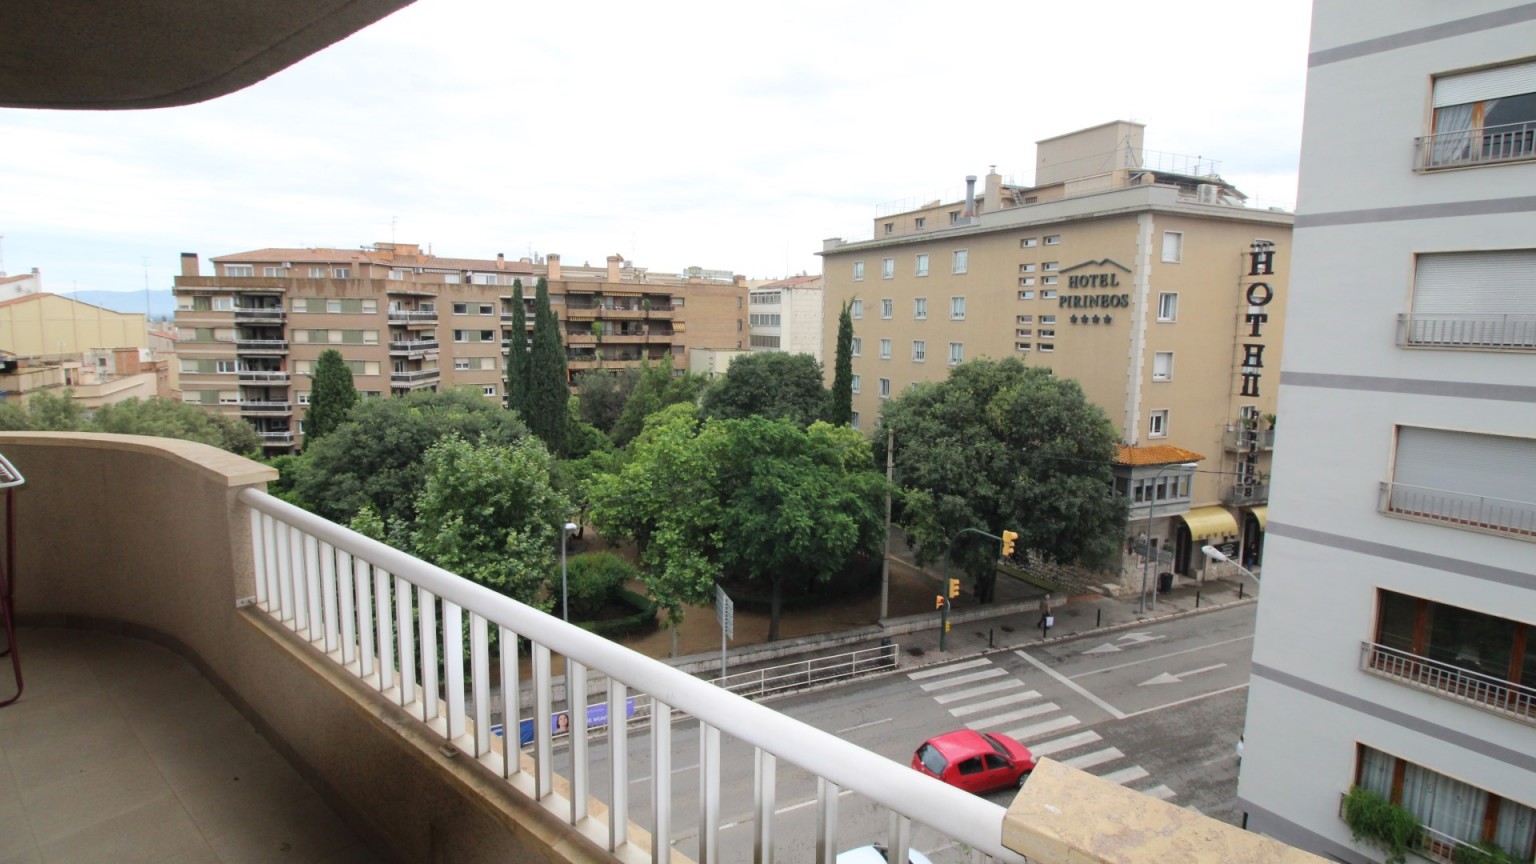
[1006,715,1079,741]
[948,691,1041,716]
[1144,784,1177,800]
[966,702,1059,730]
[918,668,1008,691]
[1100,765,1151,785]
[1069,635,1254,678]
[1028,730,1102,757]
[717,789,856,830]
[1061,747,1124,770]
[1119,682,1251,719]
[629,762,699,784]
[908,658,992,680]
[1013,650,1127,720]
[836,717,893,734]
[932,679,1026,704]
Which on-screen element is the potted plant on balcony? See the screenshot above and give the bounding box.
[592,321,604,343]
[1343,785,1423,864]
[1264,413,1277,430]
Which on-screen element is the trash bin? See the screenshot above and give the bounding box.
[1157,571,1174,593]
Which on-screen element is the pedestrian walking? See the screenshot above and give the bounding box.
[1038,593,1053,635]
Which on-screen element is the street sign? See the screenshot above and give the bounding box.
[715,584,734,639]
[1217,541,1238,560]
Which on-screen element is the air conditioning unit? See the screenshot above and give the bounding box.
[1196,184,1219,205]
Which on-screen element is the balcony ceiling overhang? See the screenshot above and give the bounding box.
[0,0,415,110]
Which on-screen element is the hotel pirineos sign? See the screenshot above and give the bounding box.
[1060,259,1130,325]
[1240,242,1277,397]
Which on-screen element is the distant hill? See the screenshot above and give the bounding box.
[61,289,176,322]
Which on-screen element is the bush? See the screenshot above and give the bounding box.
[1454,842,1523,864]
[562,551,636,620]
[1343,786,1423,864]
[578,588,658,639]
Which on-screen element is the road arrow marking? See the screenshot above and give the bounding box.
[1083,642,1122,655]
[1138,663,1227,686]
[1084,631,1167,655]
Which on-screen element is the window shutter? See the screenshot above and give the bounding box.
[1412,250,1536,316]
[1433,61,1536,107]
[1394,426,1536,504]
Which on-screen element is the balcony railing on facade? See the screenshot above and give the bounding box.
[1359,641,1534,726]
[239,401,293,414]
[1223,428,1275,451]
[256,430,294,443]
[1379,481,1536,540]
[390,368,441,384]
[1414,120,1536,171]
[1395,313,1536,350]
[387,309,439,323]
[388,339,439,356]
[1224,483,1269,507]
[233,306,287,322]
[565,302,673,319]
[237,370,291,383]
[236,339,289,353]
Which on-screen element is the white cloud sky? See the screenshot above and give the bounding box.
[0,0,1313,294]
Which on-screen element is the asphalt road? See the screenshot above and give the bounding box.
[559,602,1255,863]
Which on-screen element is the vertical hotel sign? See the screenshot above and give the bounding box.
[1240,241,1276,397]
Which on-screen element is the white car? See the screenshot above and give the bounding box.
[837,845,935,864]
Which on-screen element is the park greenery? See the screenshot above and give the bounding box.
[0,390,262,455]
[304,348,358,443]
[827,300,854,426]
[699,351,828,428]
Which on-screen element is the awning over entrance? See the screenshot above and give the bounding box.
[1246,505,1268,531]
[1180,506,1239,540]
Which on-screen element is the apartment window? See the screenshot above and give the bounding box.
[454,358,471,370]
[225,264,254,277]
[915,253,929,277]
[851,337,862,357]
[443,273,461,284]
[308,267,325,278]
[473,274,498,286]
[1152,351,1173,381]
[1043,261,1059,272]
[915,217,926,229]
[1018,290,1035,300]
[854,261,865,281]
[851,410,861,429]
[952,250,968,274]
[333,267,350,279]
[1148,409,1168,438]
[1424,60,1536,170]
[215,360,236,374]
[879,338,892,359]
[211,296,234,311]
[950,297,966,320]
[913,297,928,320]
[1157,292,1179,322]
[851,374,861,394]
[881,299,893,319]
[1386,426,1536,537]
[949,211,960,225]
[948,342,963,365]
[480,304,495,315]
[1406,250,1536,348]
[851,299,863,319]
[1356,745,1535,861]
[453,329,468,342]
[1044,235,1061,246]
[878,378,891,399]
[1371,589,1536,694]
[263,266,285,277]
[882,258,895,279]
[1161,231,1183,263]
[1020,237,1037,248]
[1042,290,1058,300]
[296,392,311,405]
[884,222,894,235]
[912,340,925,362]
[453,302,470,315]
[483,386,498,397]
[480,330,494,341]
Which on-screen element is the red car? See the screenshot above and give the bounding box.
[910,730,1037,794]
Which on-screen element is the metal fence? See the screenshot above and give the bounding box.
[1379,481,1536,540]
[714,645,900,701]
[1396,313,1536,350]
[1359,641,1535,725]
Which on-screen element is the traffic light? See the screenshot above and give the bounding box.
[947,578,960,599]
[1001,529,1019,557]
[935,595,944,610]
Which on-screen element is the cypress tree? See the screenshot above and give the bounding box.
[526,277,569,454]
[505,278,530,416]
[306,348,358,445]
[828,301,854,425]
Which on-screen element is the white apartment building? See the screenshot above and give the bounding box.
[1241,4,1536,863]
[747,274,823,362]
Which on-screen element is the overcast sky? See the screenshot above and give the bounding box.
[1,0,1313,295]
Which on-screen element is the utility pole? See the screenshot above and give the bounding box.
[880,428,894,620]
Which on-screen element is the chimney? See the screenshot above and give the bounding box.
[607,254,622,282]
[984,166,1003,213]
[496,253,506,271]
[733,275,746,287]
[546,253,561,281]
[180,253,200,277]
[962,175,978,219]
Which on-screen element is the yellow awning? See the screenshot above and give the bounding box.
[1180,506,1239,540]
[1247,505,1268,531]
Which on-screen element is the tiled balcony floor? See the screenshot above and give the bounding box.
[0,628,381,864]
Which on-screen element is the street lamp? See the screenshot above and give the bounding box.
[1141,461,1199,615]
[560,522,579,621]
[1202,544,1260,590]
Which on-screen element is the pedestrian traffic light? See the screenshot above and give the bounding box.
[935,595,944,610]
[1001,529,1018,557]
[947,578,960,599]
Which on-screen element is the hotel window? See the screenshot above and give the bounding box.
[915,217,926,229]
[1152,351,1173,381]
[948,342,964,365]
[1157,292,1179,322]
[950,297,966,320]
[333,267,350,279]
[1044,234,1061,246]
[1042,290,1058,299]
[878,378,891,399]
[851,337,861,357]
[1016,343,1031,352]
[854,261,865,281]
[1043,261,1059,271]
[915,253,929,277]
[225,264,254,277]
[879,338,892,359]
[1039,329,1055,339]
[912,340,926,362]
[851,299,863,319]
[881,299,893,319]
[1020,237,1037,248]
[1162,231,1183,263]
[1018,277,1036,288]
[308,267,326,278]
[1019,263,1037,273]
[1043,276,1059,286]
[1148,409,1168,438]
[1406,250,1536,349]
[884,222,894,235]
[1424,59,1536,170]
[1037,343,1054,353]
[1017,315,1034,324]
[263,266,285,277]
[1385,426,1536,537]
[1018,289,1035,299]
[1041,315,1055,324]
[1355,744,1535,861]
[851,374,861,394]
[952,249,968,274]
[914,297,927,319]
[882,258,895,279]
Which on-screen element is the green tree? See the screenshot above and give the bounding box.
[610,357,707,448]
[878,357,1127,602]
[828,301,854,426]
[290,387,528,526]
[562,551,637,621]
[575,367,638,434]
[505,278,530,418]
[91,397,262,455]
[0,389,88,431]
[525,277,569,454]
[701,352,827,428]
[410,434,571,607]
[305,349,358,444]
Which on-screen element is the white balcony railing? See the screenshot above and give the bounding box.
[388,310,438,322]
[240,489,1023,864]
[1415,120,1536,170]
[236,339,290,352]
[237,370,291,383]
[240,401,292,413]
[1379,481,1536,540]
[1359,641,1535,726]
[390,368,440,384]
[1397,313,1536,350]
[257,431,294,443]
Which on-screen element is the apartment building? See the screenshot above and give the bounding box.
[1240,5,1536,863]
[174,245,746,452]
[749,274,824,362]
[821,121,1293,574]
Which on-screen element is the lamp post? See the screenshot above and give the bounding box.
[1202,544,1260,592]
[560,521,578,621]
[1141,461,1199,615]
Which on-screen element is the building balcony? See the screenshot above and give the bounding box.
[1222,427,1275,451]
[236,370,290,383]
[387,310,438,325]
[501,312,535,325]
[1223,483,1269,506]
[1379,481,1536,539]
[239,401,292,414]
[235,339,289,354]
[390,368,440,387]
[388,339,439,357]
[256,430,295,445]
[1395,313,1536,350]
[1359,641,1535,727]
[233,306,286,323]
[1414,120,1536,171]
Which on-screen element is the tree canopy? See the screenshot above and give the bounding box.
[877,357,1127,602]
[525,277,569,454]
[505,278,530,419]
[609,357,707,448]
[828,301,854,426]
[305,348,357,444]
[701,351,828,428]
[0,391,260,455]
[574,367,638,435]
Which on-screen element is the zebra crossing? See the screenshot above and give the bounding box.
[907,656,1176,801]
